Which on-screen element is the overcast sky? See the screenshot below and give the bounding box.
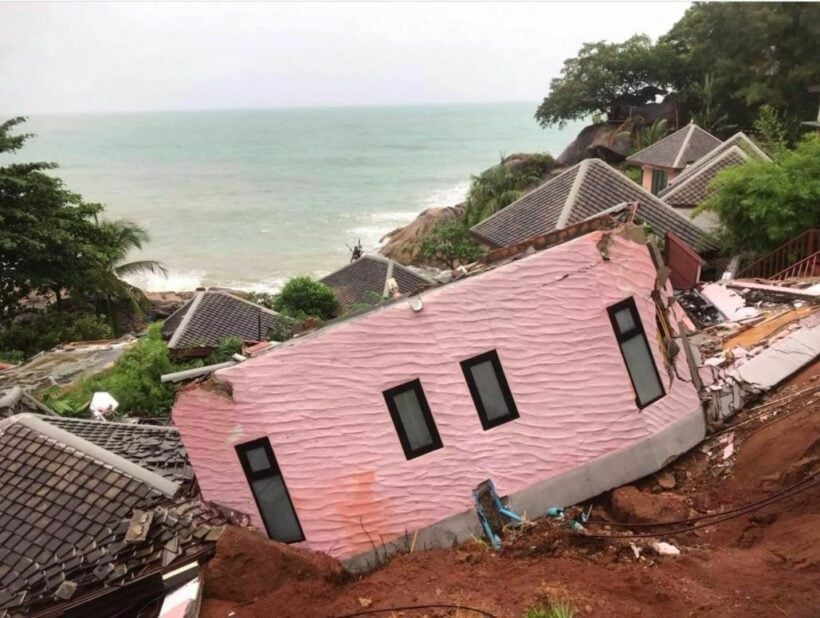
[0,2,690,115]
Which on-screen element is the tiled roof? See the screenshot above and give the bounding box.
[626,123,722,169]
[665,132,770,189]
[0,414,223,616]
[660,146,749,207]
[470,158,716,251]
[41,416,193,484]
[164,290,291,351]
[320,255,433,313]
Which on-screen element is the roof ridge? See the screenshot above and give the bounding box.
[672,123,696,169]
[167,290,204,348]
[661,144,749,200]
[469,162,581,231]
[556,158,591,229]
[320,253,433,285]
[626,123,691,162]
[3,414,179,496]
[40,414,180,433]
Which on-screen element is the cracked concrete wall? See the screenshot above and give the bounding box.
[173,232,701,561]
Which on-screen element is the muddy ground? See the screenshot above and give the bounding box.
[201,362,819,618]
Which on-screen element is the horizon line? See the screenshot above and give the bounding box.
[3,99,543,118]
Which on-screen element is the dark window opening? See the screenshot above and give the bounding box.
[461,350,520,430]
[383,379,443,460]
[607,297,666,409]
[236,438,304,543]
[651,168,668,195]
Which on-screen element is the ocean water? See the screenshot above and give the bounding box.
[8,104,581,291]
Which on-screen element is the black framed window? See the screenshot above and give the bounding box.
[383,379,443,460]
[607,297,665,409]
[235,438,304,543]
[461,350,519,430]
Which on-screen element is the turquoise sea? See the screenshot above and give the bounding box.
[9,104,581,291]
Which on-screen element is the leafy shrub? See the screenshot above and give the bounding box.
[273,277,338,320]
[203,336,244,364]
[54,323,191,417]
[420,220,485,269]
[0,310,113,359]
[245,291,277,310]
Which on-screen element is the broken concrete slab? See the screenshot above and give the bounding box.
[731,322,820,390]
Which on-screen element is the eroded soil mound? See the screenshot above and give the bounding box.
[204,526,345,605]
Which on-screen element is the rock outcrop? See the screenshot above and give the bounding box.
[379,203,465,265]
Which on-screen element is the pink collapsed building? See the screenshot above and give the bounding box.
[172,224,704,570]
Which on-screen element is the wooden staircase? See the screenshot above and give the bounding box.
[737,229,820,280]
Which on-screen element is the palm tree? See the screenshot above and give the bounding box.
[93,219,167,330]
[464,159,543,226]
[691,74,732,136]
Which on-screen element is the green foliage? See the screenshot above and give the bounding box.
[0,117,164,324]
[0,310,113,359]
[535,34,674,127]
[55,323,193,417]
[203,336,244,365]
[463,154,555,227]
[420,220,484,269]
[753,105,789,156]
[697,135,820,255]
[245,291,277,310]
[0,349,25,364]
[273,277,338,320]
[523,601,574,618]
[536,4,820,134]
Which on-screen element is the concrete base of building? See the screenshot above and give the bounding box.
[343,406,706,573]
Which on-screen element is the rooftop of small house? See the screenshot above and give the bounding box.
[162,289,291,352]
[660,145,750,207]
[626,122,722,170]
[319,254,434,313]
[0,413,224,617]
[468,157,715,251]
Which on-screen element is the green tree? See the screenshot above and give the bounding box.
[0,117,164,322]
[752,104,790,156]
[420,220,484,269]
[661,3,820,133]
[273,276,338,320]
[689,74,732,135]
[535,35,675,127]
[696,135,820,255]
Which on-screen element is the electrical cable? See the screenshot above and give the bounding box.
[335,603,498,618]
[585,474,817,528]
[581,477,818,539]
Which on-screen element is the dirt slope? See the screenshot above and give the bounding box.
[202,362,820,618]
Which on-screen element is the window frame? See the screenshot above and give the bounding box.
[607,297,666,410]
[460,349,520,430]
[651,168,668,195]
[235,437,305,543]
[383,379,443,460]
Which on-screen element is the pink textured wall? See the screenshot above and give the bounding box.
[173,232,700,560]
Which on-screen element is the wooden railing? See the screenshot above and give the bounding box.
[737,229,819,280]
[770,251,819,280]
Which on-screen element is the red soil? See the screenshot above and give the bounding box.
[202,363,820,618]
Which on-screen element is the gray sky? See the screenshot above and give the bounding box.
[0,2,690,114]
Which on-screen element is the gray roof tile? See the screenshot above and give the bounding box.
[164,290,291,351]
[626,123,722,169]
[0,416,223,616]
[665,132,770,190]
[320,255,432,313]
[470,158,715,251]
[660,147,749,207]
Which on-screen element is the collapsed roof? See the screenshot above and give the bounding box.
[469,158,715,251]
[626,123,722,170]
[162,290,290,352]
[0,414,222,617]
[319,254,433,313]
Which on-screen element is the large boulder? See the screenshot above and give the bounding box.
[379,203,465,265]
